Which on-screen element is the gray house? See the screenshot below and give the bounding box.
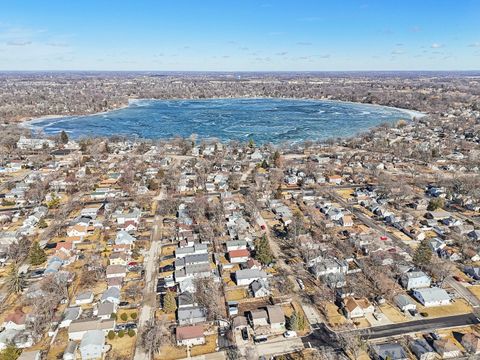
[371,343,408,360]
[400,271,431,290]
[79,330,106,359]
[177,306,207,326]
[409,339,436,360]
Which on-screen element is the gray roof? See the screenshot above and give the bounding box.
[235,269,267,280]
[372,343,408,360]
[63,307,81,321]
[175,244,208,256]
[97,302,115,317]
[80,329,105,348]
[175,253,210,268]
[101,287,120,302]
[414,287,450,302]
[177,306,207,321]
[410,339,435,357]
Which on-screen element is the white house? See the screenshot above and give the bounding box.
[401,271,431,290]
[79,330,107,359]
[412,288,451,307]
[234,269,268,286]
[176,325,205,347]
[393,294,417,313]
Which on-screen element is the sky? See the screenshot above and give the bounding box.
[0,0,479,71]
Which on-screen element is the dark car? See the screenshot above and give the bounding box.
[119,301,130,307]
[124,322,137,330]
[241,328,249,341]
[159,264,175,273]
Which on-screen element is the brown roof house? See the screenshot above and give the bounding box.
[176,325,205,347]
[343,297,375,319]
[266,305,285,331]
[3,308,27,330]
[461,332,480,355]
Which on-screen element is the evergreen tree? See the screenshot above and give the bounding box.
[286,310,306,331]
[260,159,269,169]
[0,344,21,360]
[38,218,48,229]
[413,239,433,268]
[60,130,69,144]
[254,235,274,265]
[29,242,47,266]
[7,266,27,294]
[272,151,282,168]
[163,289,177,313]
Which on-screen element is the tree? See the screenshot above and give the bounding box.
[337,331,368,360]
[130,312,138,320]
[286,310,306,331]
[139,318,170,356]
[108,330,116,340]
[427,197,445,211]
[46,193,61,208]
[128,329,136,337]
[193,277,224,321]
[6,266,26,294]
[0,344,21,360]
[413,239,433,268]
[272,151,282,168]
[254,235,274,265]
[118,330,125,338]
[29,242,47,266]
[248,138,255,148]
[38,218,48,229]
[163,290,177,313]
[60,130,69,144]
[120,313,128,321]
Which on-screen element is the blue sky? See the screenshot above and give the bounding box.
[0,0,479,71]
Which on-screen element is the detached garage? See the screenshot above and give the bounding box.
[412,288,451,307]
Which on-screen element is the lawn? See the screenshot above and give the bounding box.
[467,285,480,300]
[417,299,472,318]
[379,303,409,323]
[322,302,347,327]
[336,188,354,200]
[190,334,218,357]
[46,329,69,360]
[107,333,137,358]
[117,308,139,323]
[162,245,176,256]
[225,288,248,302]
[155,344,187,360]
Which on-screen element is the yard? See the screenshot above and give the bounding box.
[417,299,472,318]
[106,332,137,358]
[379,303,409,323]
[322,302,347,327]
[225,287,248,302]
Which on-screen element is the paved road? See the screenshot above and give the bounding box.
[445,277,480,308]
[134,215,163,360]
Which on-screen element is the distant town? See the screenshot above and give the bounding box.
[0,72,480,360]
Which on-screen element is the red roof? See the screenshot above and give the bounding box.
[176,325,204,341]
[55,241,73,251]
[228,249,250,258]
[5,309,26,325]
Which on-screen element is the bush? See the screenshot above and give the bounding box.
[120,313,128,321]
[130,312,137,320]
[108,330,116,340]
[420,312,429,317]
[110,313,117,320]
[128,329,136,337]
[118,330,125,338]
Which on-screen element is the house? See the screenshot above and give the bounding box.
[226,240,248,251]
[412,288,451,307]
[401,271,431,290]
[176,325,205,347]
[3,308,27,330]
[109,252,128,266]
[0,329,33,350]
[174,263,212,282]
[433,338,462,358]
[95,302,116,320]
[68,318,115,341]
[465,266,480,280]
[393,294,417,313]
[177,291,197,309]
[115,231,136,246]
[175,253,210,270]
[67,224,88,238]
[409,338,436,360]
[343,297,375,319]
[106,265,127,279]
[228,249,250,264]
[371,343,408,360]
[18,350,42,360]
[100,287,120,305]
[79,330,106,359]
[468,230,480,241]
[60,307,82,328]
[266,305,285,331]
[234,269,268,286]
[426,210,451,221]
[461,332,480,354]
[75,291,93,305]
[175,244,208,258]
[177,307,207,326]
[251,279,271,298]
[248,309,269,328]
[309,257,348,278]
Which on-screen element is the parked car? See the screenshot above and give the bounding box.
[241,328,249,341]
[253,335,268,343]
[296,278,305,290]
[283,331,297,338]
[159,264,174,272]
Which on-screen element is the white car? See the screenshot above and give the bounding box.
[296,278,305,290]
[283,331,297,338]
